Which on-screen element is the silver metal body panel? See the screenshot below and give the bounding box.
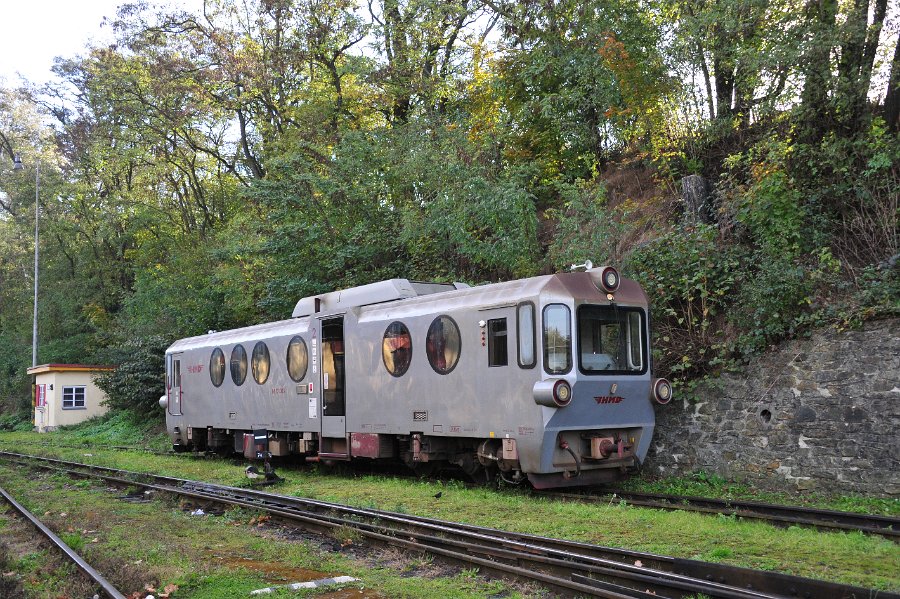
[166,317,314,433]
[164,269,657,478]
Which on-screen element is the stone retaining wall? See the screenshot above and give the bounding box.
[645,319,899,496]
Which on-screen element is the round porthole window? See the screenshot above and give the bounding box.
[383,322,412,377]
[426,315,461,375]
[286,336,309,382]
[230,344,248,386]
[251,341,270,385]
[209,348,225,387]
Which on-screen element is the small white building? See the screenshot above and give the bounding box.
[28,363,116,432]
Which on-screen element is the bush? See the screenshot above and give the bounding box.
[0,412,33,432]
[95,335,170,419]
[58,411,167,446]
[729,252,819,356]
[627,225,742,395]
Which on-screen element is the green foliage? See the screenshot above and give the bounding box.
[729,250,831,356]
[0,544,26,598]
[628,225,740,393]
[0,413,32,432]
[94,336,169,419]
[56,411,166,445]
[549,182,631,268]
[0,0,897,412]
[729,167,805,258]
[59,532,85,553]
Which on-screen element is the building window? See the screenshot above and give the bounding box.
[62,386,86,409]
[487,318,508,367]
[251,341,271,384]
[286,336,308,382]
[543,304,572,375]
[209,348,226,387]
[231,344,248,386]
[383,321,412,377]
[426,315,461,374]
[517,302,536,368]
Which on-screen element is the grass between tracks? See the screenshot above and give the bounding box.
[618,469,900,517]
[0,462,528,598]
[0,424,898,594]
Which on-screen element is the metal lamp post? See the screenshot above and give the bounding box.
[31,161,39,368]
[12,154,38,368]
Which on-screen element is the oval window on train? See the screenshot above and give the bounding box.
[251,341,270,385]
[230,344,248,386]
[209,348,226,387]
[426,315,461,375]
[286,336,308,382]
[383,321,412,377]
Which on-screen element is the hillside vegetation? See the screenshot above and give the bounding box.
[1,0,898,420]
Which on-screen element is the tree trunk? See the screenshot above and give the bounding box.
[681,174,713,225]
[798,0,838,141]
[883,35,900,132]
[713,58,735,119]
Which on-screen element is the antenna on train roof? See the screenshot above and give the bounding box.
[569,260,593,271]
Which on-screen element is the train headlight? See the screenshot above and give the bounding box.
[652,378,673,405]
[553,380,572,407]
[533,379,573,407]
[597,266,620,293]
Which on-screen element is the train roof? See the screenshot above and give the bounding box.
[291,279,469,318]
[167,268,648,354]
[356,269,647,322]
[167,316,310,354]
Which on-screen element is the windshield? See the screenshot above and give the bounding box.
[577,305,646,375]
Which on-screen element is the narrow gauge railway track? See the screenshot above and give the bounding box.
[1,452,893,599]
[0,484,127,599]
[541,490,899,541]
[6,442,896,539]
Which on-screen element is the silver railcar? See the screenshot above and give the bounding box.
[160,266,671,488]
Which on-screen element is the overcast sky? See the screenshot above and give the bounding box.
[0,0,201,86]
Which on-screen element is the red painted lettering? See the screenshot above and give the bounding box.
[594,396,624,404]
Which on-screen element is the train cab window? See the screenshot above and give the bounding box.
[230,344,248,386]
[577,305,646,374]
[251,341,270,384]
[543,304,572,375]
[383,321,412,377]
[209,348,226,387]
[426,315,461,374]
[286,336,309,382]
[487,318,508,367]
[628,312,643,370]
[517,302,536,368]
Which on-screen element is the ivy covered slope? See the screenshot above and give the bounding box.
[1,0,898,421]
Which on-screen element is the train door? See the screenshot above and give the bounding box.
[320,317,346,444]
[167,352,183,416]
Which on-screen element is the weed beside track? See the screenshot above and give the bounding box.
[0,432,898,592]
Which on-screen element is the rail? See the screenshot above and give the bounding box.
[541,489,899,540]
[0,484,127,599]
[1,451,894,599]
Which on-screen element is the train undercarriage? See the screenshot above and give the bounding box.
[173,425,636,486]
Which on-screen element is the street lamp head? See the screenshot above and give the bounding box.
[13,153,24,171]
